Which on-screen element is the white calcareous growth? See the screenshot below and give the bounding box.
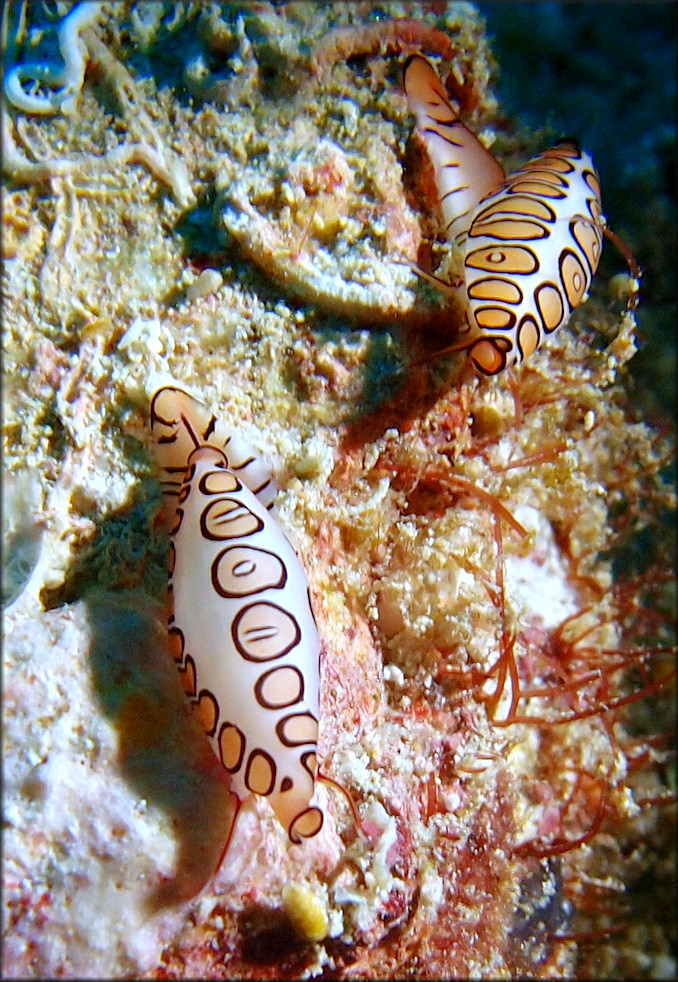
[4,2,102,116]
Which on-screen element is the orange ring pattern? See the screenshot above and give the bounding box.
[151,387,324,845]
[404,55,604,375]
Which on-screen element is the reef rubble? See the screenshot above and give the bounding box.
[2,3,675,979]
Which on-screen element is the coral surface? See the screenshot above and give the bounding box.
[2,3,675,979]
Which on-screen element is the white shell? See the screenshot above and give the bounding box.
[151,387,323,843]
[404,55,604,375]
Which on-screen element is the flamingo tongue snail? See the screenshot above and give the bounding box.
[150,386,324,852]
[403,54,640,375]
[402,53,505,244]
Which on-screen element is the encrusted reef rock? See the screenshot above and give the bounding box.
[3,3,675,979]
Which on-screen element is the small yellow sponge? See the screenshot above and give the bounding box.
[282,883,329,942]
